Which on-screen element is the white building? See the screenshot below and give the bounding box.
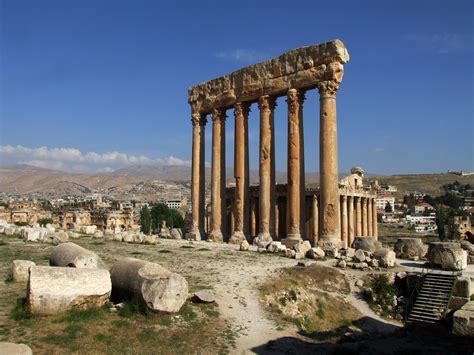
[166,199,182,209]
[376,196,395,210]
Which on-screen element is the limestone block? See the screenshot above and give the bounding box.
[45,224,55,232]
[449,296,470,310]
[325,247,339,258]
[285,249,296,258]
[307,247,325,259]
[453,301,474,337]
[67,231,81,239]
[112,233,123,242]
[133,233,145,244]
[93,230,104,239]
[239,240,250,251]
[23,228,41,242]
[50,242,105,269]
[0,226,4,234]
[427,242,467,271]
[353,249,366,263]
[170,228,183,240]
[122,232,134,243]
[0,219,8,226]
[192,290,216,303]
[267,241,282,253]
[143,234,157,245]
[294,251,305,260]
[110,258,188,313]
[453,277,472,298]
[345,248,356,258]
[83,225,97,235]
[4,227,15,235]
[0,342,32,355]
[394,238,428,260]
[293,240,311,256]
[11,260,36,282]
[373,248,396,268]
[53,231,69,244]
[351,237,381,252]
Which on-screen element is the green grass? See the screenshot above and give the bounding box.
[158,249,172,253]
[0,239,7,246]
[91,241,105,245]
[118,300,151,317]
[179,303,197,322]
[180,245,194,249]
[11,298,33,321]
[55,306,107,323]
[197,248,210,251]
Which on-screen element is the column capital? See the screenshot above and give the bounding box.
[318,80,339,99]
[286,88,306,114]
[258,95,277,112]
[211,108,227,123]
[234,102,251,119]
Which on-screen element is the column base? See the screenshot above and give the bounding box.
[253,232,273,248]
[281,233,302,248]
[185,229,201,241]
[317,235,342,250]
[207,230,223,243]
[228,231,246,245]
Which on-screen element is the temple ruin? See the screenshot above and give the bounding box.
[187,39,377,248]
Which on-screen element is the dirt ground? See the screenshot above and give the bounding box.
[1,235,473,354]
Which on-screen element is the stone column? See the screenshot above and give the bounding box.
[208,108,226,242]
[250,197,256,237]
[255,95,276,247]
[229,102,250,244]
[368,197,373,236]
[318,80,341,248]
[311,194,319,245]
[356,196,362,237]
[348,195,354,247]
[283,89,305,247]
[341,195,348,248]
[187,112,206,241]
[372,199,378,239]
[362,197,368,236]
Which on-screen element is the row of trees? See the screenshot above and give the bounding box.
[140,203,185,235]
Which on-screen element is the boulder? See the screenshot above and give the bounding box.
[453,301,474,337]
[267,241,282,253]
[4,227,15,236]
[122,232,134,243]
[50,242,105,269]
[112,233,123,242]
[345,248,356,258]
[453,277,472,298]
[67,231,81,239]
[11,260,36,282]
[351,237,382,252]
[23,228,41,242]
[324,247,339,258]
[307,247,325,259]
[0,342,32,355]
[93,230,104,239]
[427,242,467,271]
[353,249,366,263]
[460,241,474,264]
[110,258,188,313]
[239,240,250,251]
[133,233,145,244]
[373,248,396,267]
[192,290,216,303]
[337,260,347,268]
[285,249,296,258]
[53,231,69,244]
[143,234,157,245]
[293,240,311,256]
[170,228,183,240]
[83,225,97,235]
[294,251,305,259]
[393,238,428,260]
[27,266,111,315]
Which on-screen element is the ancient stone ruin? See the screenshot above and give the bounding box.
[187,39,377,248]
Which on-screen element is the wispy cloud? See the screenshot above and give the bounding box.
[403,33,470,54]
[0,145,191,172]
[214,49,269,63]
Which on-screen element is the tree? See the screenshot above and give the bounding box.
[150,203,169,231]
[37,218,53,226]
[436,206,447,240]
[168,209,185,228]
[140,206,151,235]
[384,202,393,213]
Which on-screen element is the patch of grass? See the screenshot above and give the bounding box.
[138,328,157,342]
[56,306,107,323]
[91,241,105,245]
[205,309,220,318]
[0,238,7,246]
[180,245,194,249]
[11,298,32,321]
[316,300,326,319]
[365,274,399,319]
[179,303,197,322]
[94,333,111,343]
[158,316,173,326]
[158,249,172,254]
[5,270,14,284]
[197,248,210,251]
[471,294,474,301]
[131,251,144,255]
[118,300,151,317]
[112,319,129,328]
[289,289,298,302]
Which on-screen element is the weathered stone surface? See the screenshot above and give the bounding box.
[27,266,111,315]
[294,251,305,260]
[324,247,339,258]
[50,242,105,269]
[143,234,157,245]
[393,238,428,260]
[345,248,356,258]
[285,249,296,258]
[351,237,381,252]
[189,40,349,113]
[133,233,145,244]
[122,232,134,243]
[427,242,467,271]
[110,258,188,313]
[83,225,97,235]
[453,277,472,298]
[239,240,250,251]
[192,290,216,303]
[67,231,81,239]
[373,248,396,268]
[353,249,366,263]
[460,241,474,264]
[4,227,15,235]
[170,228,183,240]
[0,342,32,355]
[267,241,282,253]
[11,260,35,282]
[293,240,311,256]
[307,247,325,259]
[453,301,474,337]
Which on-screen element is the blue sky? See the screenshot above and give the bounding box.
[1,0,473,174]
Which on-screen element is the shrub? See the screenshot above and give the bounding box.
[38,218,53,226]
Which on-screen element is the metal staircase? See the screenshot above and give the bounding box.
[407,272,457,323]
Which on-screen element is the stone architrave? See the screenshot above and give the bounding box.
[208,108,226,242]
[283,89,305,247]
[355,196,362,237]
[348,195,355,246]
[187,112,206,241]
[254,95,277,247]
[229,102,251,244]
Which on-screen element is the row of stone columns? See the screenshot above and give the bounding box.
[340,196,378,248]
[189,80,342,247]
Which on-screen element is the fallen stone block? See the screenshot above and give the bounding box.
[0,342,32,355]
[27,266,111,315]
[239,240,250,251]
[11,260,36,282]
[293,240,311,256]
[267,241,282,253]
[353,249,366,263]
[394,238,427,260]
[307,247,325,259]
[192,290,216,303]
[351,236,381,252]
[50,242,105,269]
[143,234,157,245]
[453,301,474,337]
[170,228,183,240]
[325,247,339,258]
[373,248,396,268]
[427,242,467,271]
[110,258,188,313]
[453,277,472,298]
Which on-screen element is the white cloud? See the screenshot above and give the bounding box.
[214,49,268,63]
[403,33,469,54]
[0,145,191,172]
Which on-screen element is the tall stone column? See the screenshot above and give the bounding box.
[311,195,318,245]
[230,102,250,244]
[372,199,378,239]
[341,195,348,248]
[362,197,368,236]
[368,198,373,236]
[348,195,354,246]
[208,108,226,242]
[356,196,362,237]
[283,89,305,247]
[187,112,206,241]
[250,197,256,237]
[255,95,276,247]
[318,80,341,247]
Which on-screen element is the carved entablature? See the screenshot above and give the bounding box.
[189,39,350,114]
